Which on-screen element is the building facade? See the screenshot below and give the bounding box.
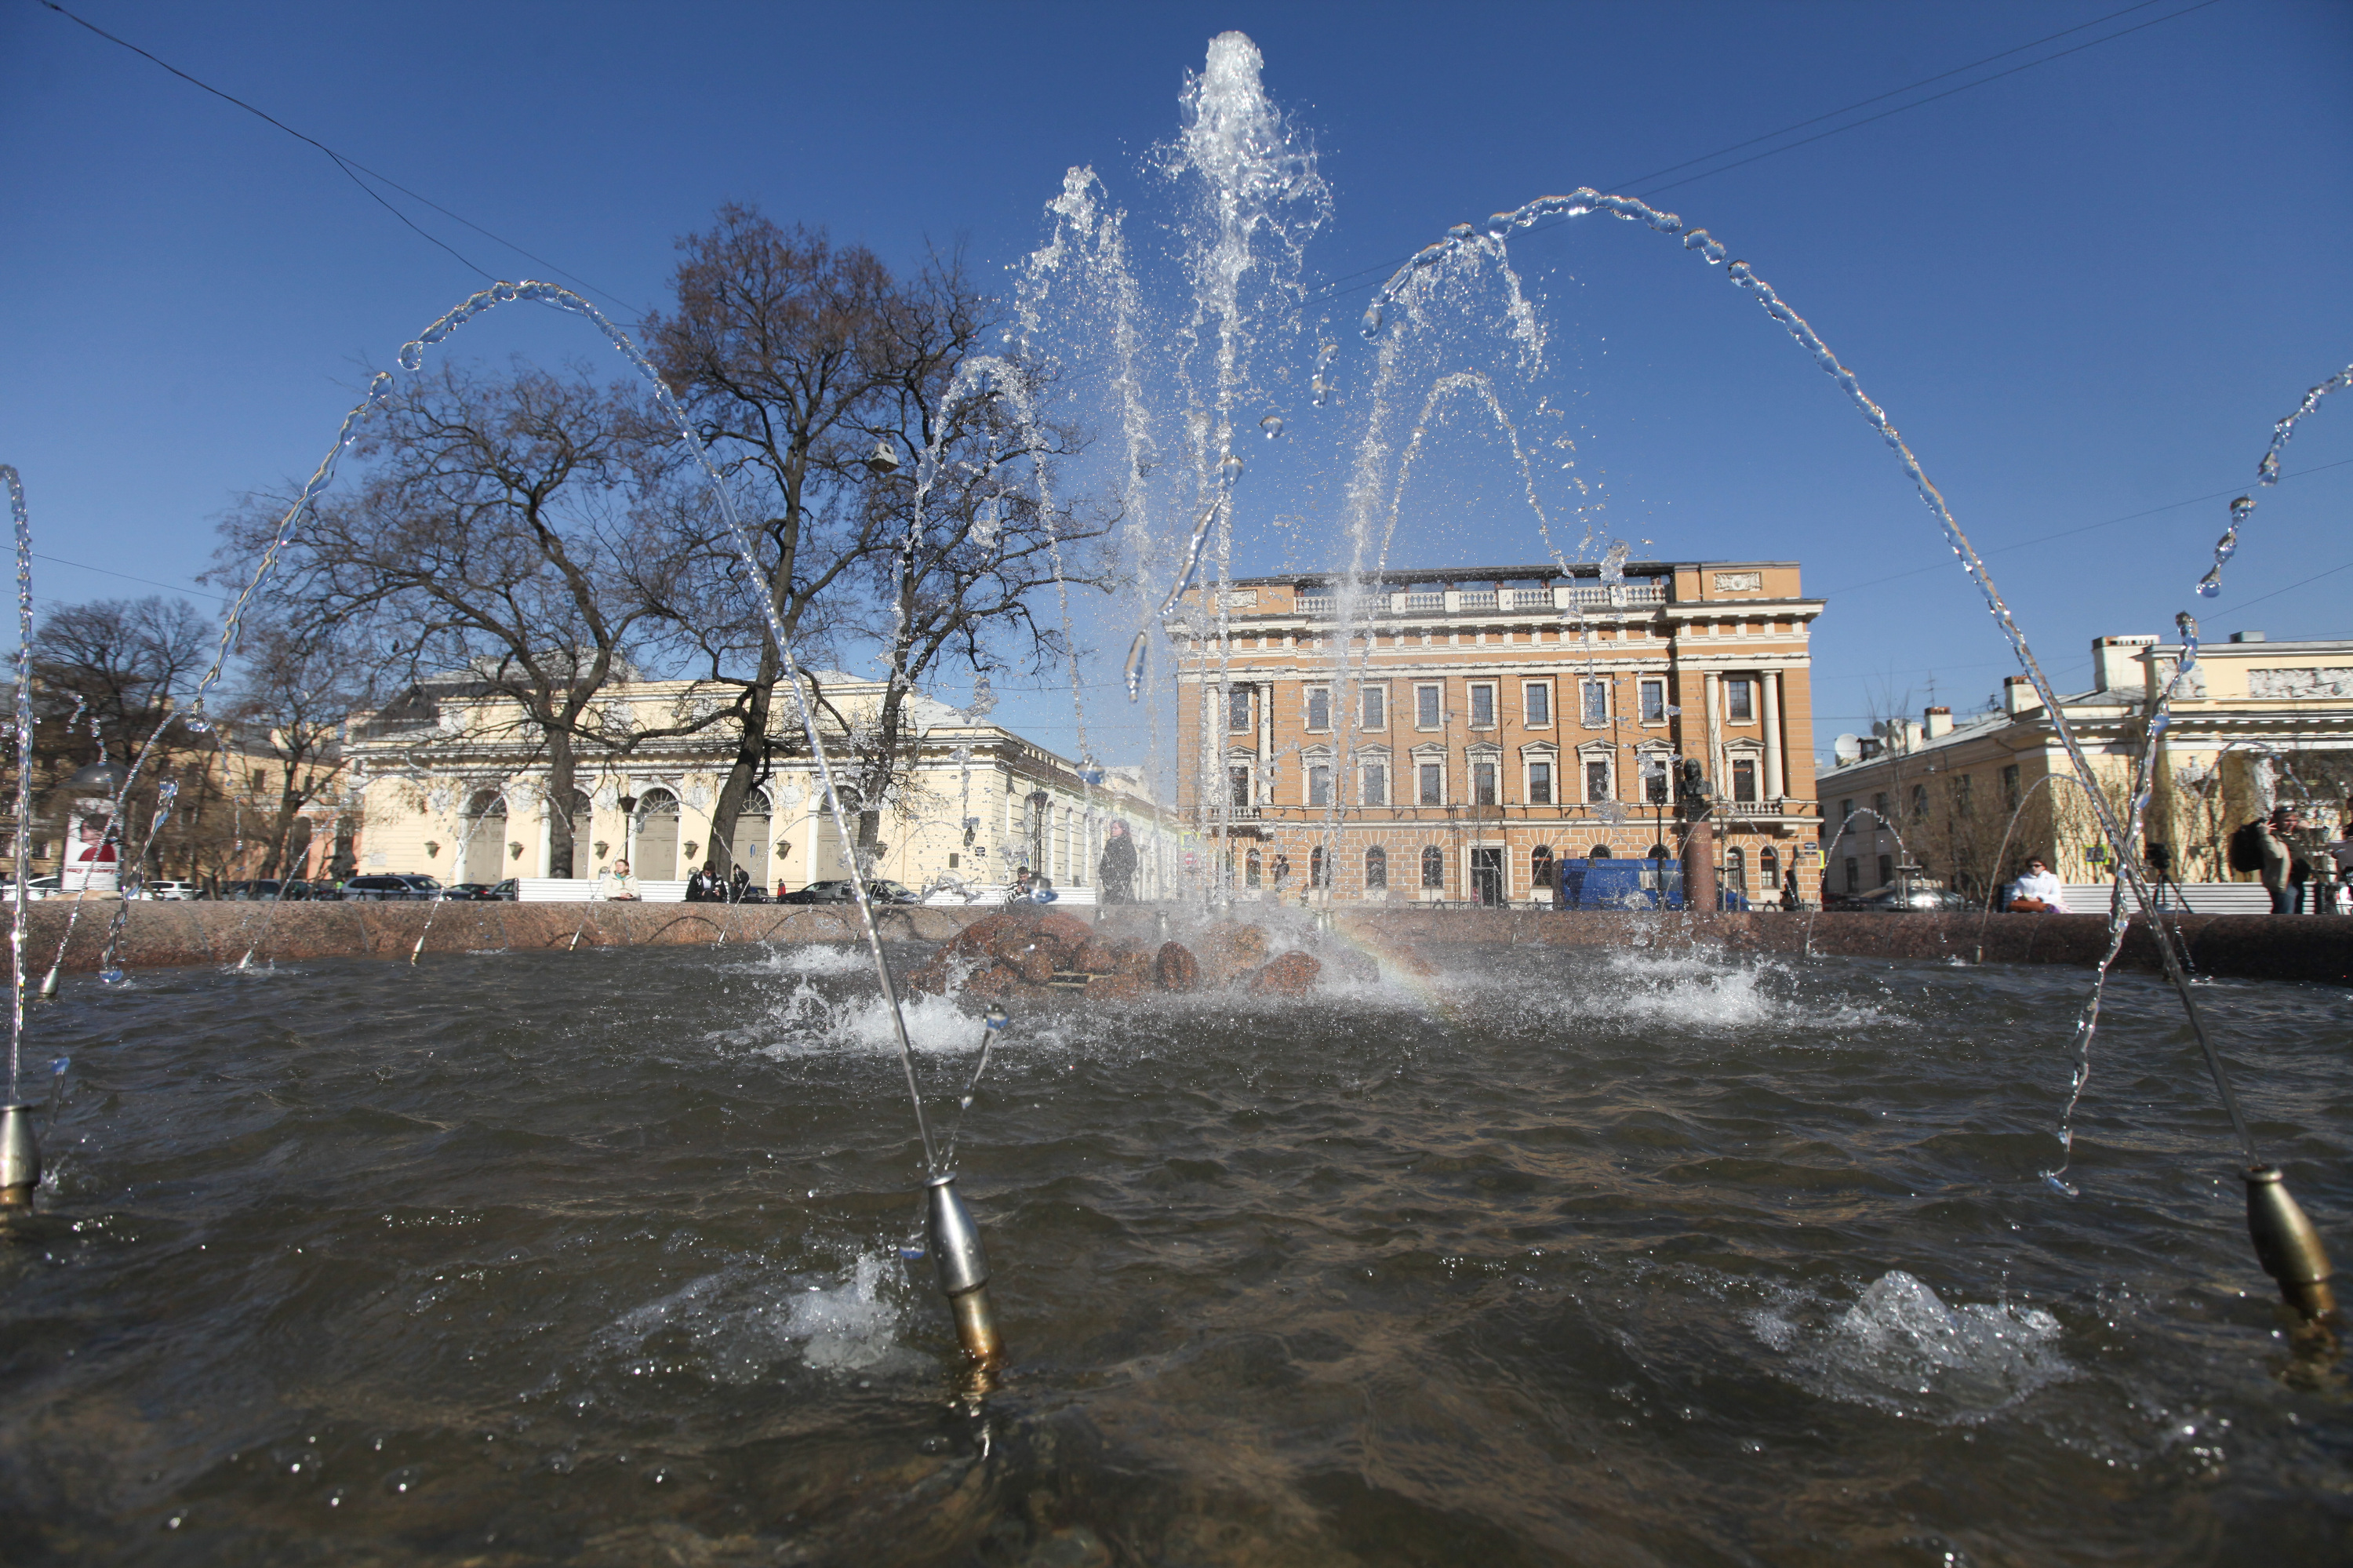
[344,671,1171,896]
[1815,631,2353,898]
[1172,561,1823,906]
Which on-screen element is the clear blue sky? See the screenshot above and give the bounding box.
[4,1,2348,769]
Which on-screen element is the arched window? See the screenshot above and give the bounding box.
[1309,846,1327,887]
[462,789,507,884]
[1420,844,1444,889]
[1530,844,1556,888]
[1726,846,1748,896]
[1365,846,1387,889]
[1246,849,1262,887]
[1760,846,1780,894]
[1588,843,1613,860]
[632,788,682,882]
[1646,842,1673,861]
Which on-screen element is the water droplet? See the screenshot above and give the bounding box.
[2257,452,2280,483]
[2228,495,2254,525]
[99,969,125,987]
[1310,379,1331,408]
[1259,415,1284,440]
[1123,630,1151,700]
[1446,223,1475,241]
[396,342,425,373]
[1486,213,1515,239]
[1359,303,1384,338]
[2195,569,2222,598]
[1219,450,1244,482]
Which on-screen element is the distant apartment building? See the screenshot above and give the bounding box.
[1815,631,2353,898]
[1173,561,1823,905]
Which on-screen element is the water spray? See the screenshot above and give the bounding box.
[3,467,45,1206]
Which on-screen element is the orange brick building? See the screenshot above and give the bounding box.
[1173,561,1823,906]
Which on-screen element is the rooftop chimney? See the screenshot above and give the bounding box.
[2091,634,2159,693]
[2229,630,2265,643]
[1923,705,1953,740]
[2002,675,2040,716]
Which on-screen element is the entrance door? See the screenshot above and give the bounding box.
[1471,846,1504,907]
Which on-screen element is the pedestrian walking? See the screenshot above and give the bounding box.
[1096,820,1137,904]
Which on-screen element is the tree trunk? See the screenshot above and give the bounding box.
[706,644,780,882]
[547,726,580,879]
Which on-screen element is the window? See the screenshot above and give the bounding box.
[1306,687,1331,730]
[2002,764,2020,812]
[1646,842,1671,861]
[1911,784,1929,820]
[1525,682,1551,726]
[1420,845,1445,888]
[1362,686,1386,729]
[1954,774,1973,817]
[1366,846,1388,888]
[1469,683,1496,727]
[1586,759,1610,802]
[1474,761,1497,805]
[1581,680,1608,727]
[1838,798,1853,829]
[1726,678,1754,722]
[1643,757,1671,803]
[1419,762,1443,806]
[1589,843,1613,860]
[1733,759,1757,802]
[1531,844,1555,888]
[1227,687,1254,733]
[1246,849,1261,887]
[1726,846,1747,896]
[1878,853,1893,886]
[1310,846,1327,886]
[1640,679,1667,723]
[1416,684,1442,729]
[1760,846,1780,893]
[1362,763,1387,806]
[1845,856,1860,893]
[1228,766,1251,809]
[1529,761,1553,806]
[1871,791,1888,824]
[1307,765,1331,806]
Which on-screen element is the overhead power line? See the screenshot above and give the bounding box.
[35,0,647,318]
[1816,456,2353,599]
[1307,0,2224,303]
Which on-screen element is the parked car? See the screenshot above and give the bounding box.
[2,875,60,902]
[338,874,443,901]
[136,879,203,901]
[777,879,922,906]
[445,880,519,901]
[1831,884,1971,913]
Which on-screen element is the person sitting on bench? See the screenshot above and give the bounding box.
[2007,857,2064,913]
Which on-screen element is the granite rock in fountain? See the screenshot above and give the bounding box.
[1247,951,1323,995]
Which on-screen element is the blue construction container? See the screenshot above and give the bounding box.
[1549,857,1747,911]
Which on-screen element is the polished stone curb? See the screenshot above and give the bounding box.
[9,902,2347,987]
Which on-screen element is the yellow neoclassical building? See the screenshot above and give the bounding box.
[1173,560,1824,906]
[344,669,1171,895]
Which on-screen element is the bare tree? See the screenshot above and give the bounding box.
[222,617,364,879]
[216,360,693,876]
[642,209,914,878]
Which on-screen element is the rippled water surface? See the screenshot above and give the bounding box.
[5,936,2349,1565]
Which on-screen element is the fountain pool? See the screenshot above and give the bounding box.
[3,940,2346,1564]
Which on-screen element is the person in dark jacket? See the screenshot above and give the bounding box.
[730,866,750,903]
[1097,820,1138,903]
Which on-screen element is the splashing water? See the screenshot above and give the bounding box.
[3,465,30,1099]
[2195,361,2350,598]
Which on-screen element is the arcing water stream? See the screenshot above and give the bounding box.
[0,26,2344,1565]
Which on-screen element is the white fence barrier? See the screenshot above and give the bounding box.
[518,878,688,904]
[922,885,1096,908]
[2055,881,2279,915]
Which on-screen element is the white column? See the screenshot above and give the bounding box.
[1703,672,1722,791]
[1762,670,1784,802]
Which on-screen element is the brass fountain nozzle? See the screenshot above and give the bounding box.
[926,1173,1002,1366]
[0,1101,42,1209]
[2246,1166,2337,1322]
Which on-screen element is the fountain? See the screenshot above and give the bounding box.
[1,31,2345,1565]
